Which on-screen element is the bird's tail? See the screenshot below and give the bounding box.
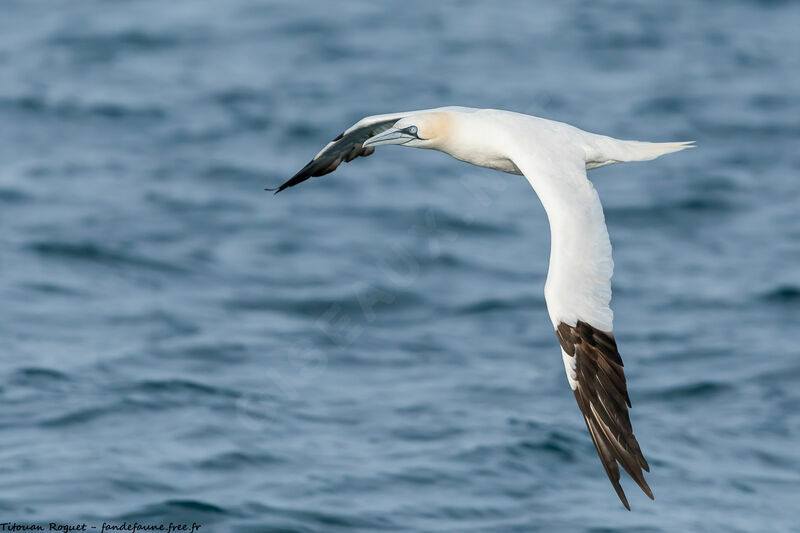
[617,140,695,162]
[584,135,694,168]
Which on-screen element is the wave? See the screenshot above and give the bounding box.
[643,380,732,401]
[0,95,165,121]
[240,503,397,530]
[0,187,31,204]
[27,241,187,274]
[195,451,283,471]
[11,366,71,385]
[49,30,181,53]
[225,286,425,318]
[761,285,800,303]
[452,430,581,469]
[115,499,229,525]
[455,294,545,315]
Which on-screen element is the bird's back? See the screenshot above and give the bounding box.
[440,108,692,172]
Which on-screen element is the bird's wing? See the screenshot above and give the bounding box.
[510,148,652,510]
[268,111,417,193]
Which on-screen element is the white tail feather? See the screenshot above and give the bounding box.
[584,136,694,169]
[618,140,695,162]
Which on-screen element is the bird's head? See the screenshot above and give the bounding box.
[362,112,452,151]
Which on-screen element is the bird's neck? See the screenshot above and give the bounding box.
[434,114,520,174]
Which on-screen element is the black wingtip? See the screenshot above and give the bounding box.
[611,468,631,511]
[264,186,284,195]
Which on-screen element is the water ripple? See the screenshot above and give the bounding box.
[0,95,166,120]
[2,0,800,530]
[27,241,188,274]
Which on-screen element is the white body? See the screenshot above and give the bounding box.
[393,107,689,333]
[279,106,692,509]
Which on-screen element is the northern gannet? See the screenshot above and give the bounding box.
[269,106,692,509]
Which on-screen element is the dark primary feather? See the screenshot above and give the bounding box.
[556,321,652,510]
[266,118,398,194]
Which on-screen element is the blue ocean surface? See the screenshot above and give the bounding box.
[1,0,799,531]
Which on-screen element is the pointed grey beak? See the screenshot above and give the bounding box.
[362,128,413,148]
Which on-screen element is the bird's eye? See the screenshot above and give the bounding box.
[408,126,418,135]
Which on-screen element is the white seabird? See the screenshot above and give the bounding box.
[269,106,693,509]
